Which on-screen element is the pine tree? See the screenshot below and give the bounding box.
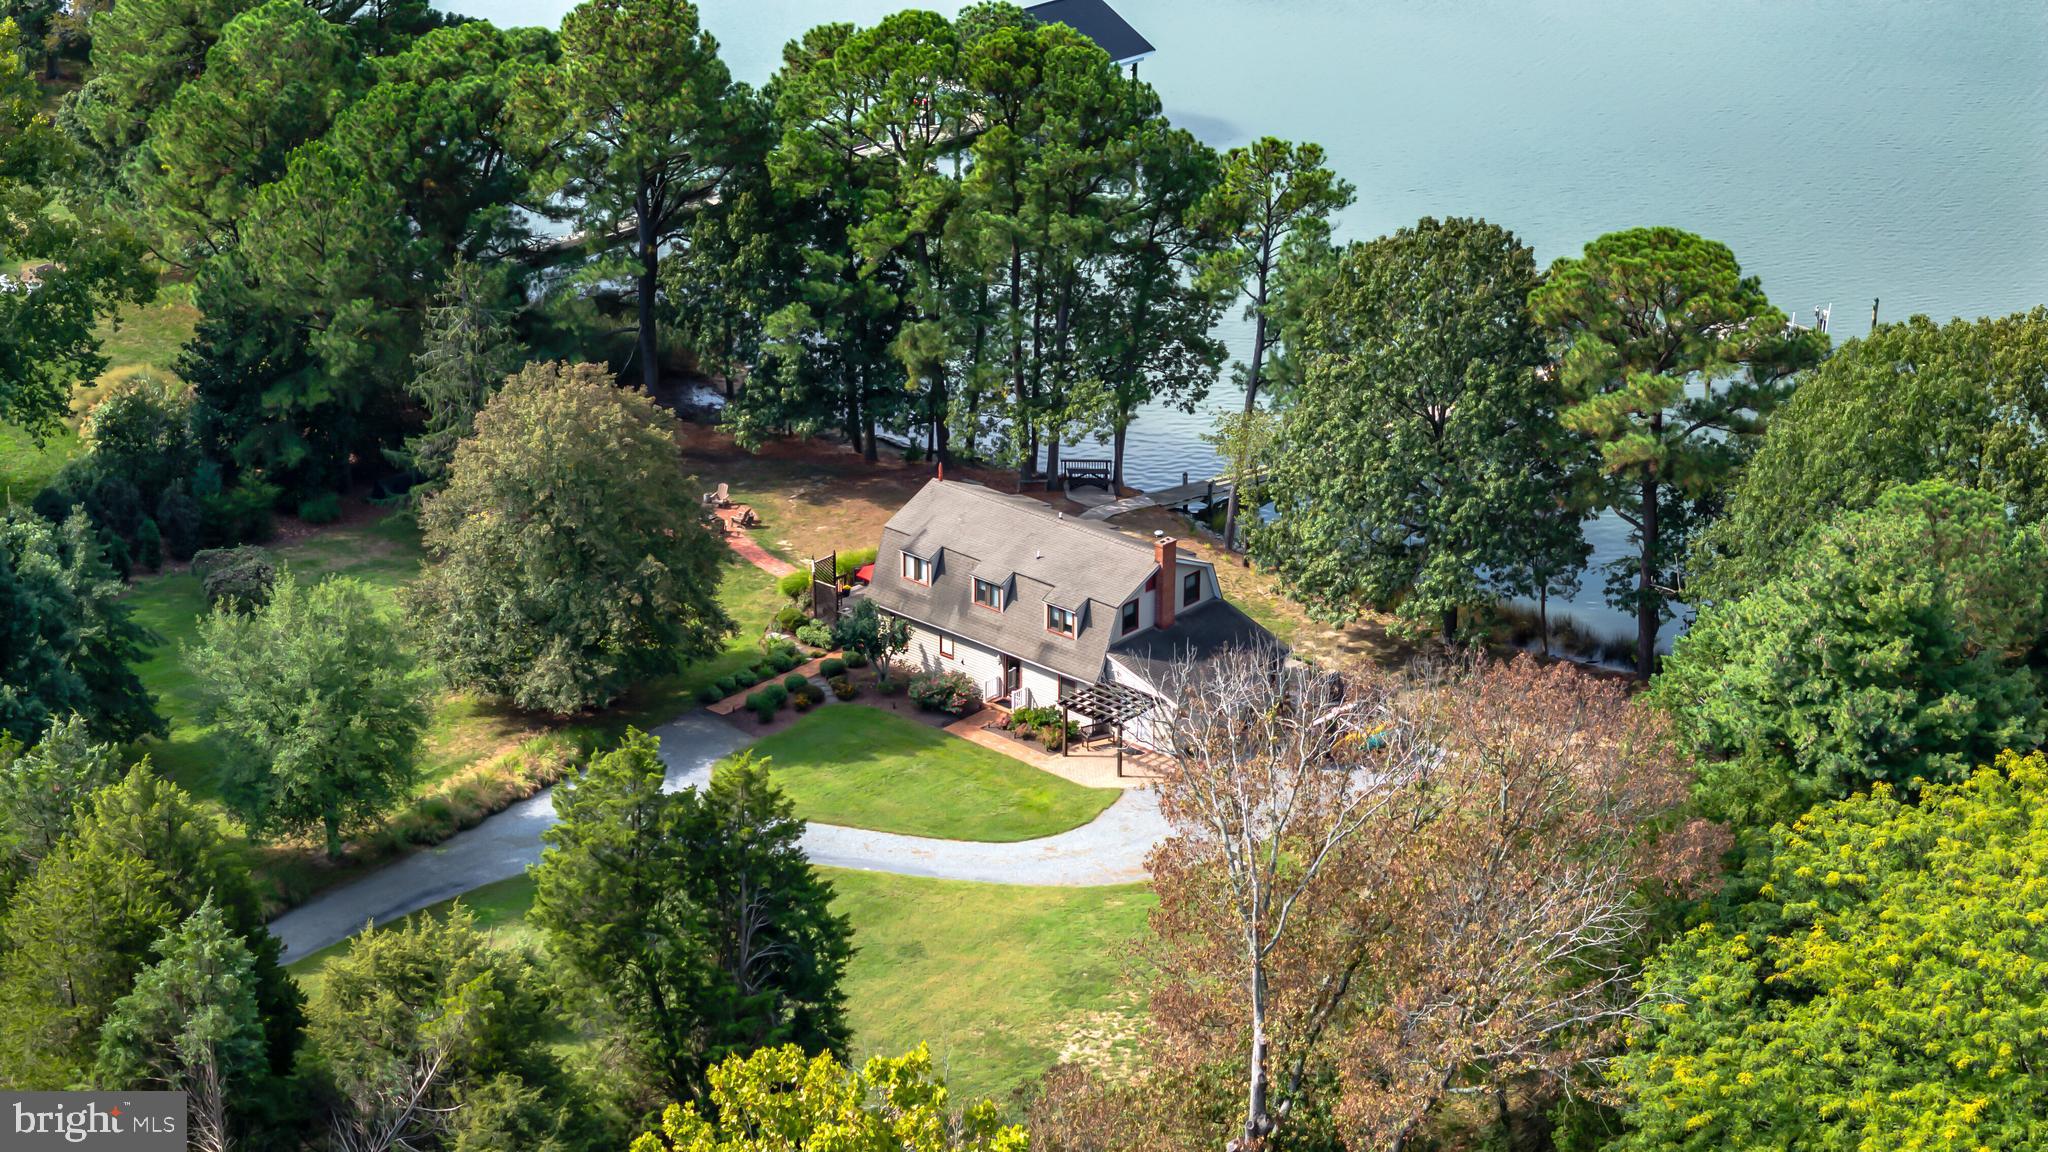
[392,259,525,495]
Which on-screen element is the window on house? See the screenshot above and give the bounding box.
[1183,569,1202,607]
[901,551,932,585]
[973,577,1004,610]
[1046,604,1077,637]
[1120,599,1140,635]
[938,633,956,659]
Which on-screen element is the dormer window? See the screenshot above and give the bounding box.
[973,577,1005,611]
[1183,569,1202,607]
[901,551,932,585]
[1045,604,1077,638]
[1120,599,1140,635]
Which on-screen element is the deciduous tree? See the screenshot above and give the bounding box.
[1611,752,2048,1151]
[631,1044,1026,1152]
[1691,307,2048,602]
[1529,226,1825,678]
[405,362,732,714]
[1254,217,1577,640]
[1147,645,1426,1148]
[190,572,430,859]
[1655,480,2048,829]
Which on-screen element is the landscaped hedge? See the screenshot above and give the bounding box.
[820,657,847,678]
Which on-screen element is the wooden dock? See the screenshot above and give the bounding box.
[1079,474,1239,521]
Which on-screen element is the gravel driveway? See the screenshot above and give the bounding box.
[268,709,1165,961]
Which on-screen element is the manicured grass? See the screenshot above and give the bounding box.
[830,869,1153,1103]
[721,707,1120,842]
[286,867,1156,1106]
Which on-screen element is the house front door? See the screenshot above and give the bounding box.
[1001,655,1023,703]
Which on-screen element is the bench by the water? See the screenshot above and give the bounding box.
[1062,457,1113,492]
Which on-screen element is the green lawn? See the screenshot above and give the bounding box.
[287,867,1155,1106]
[723,707,1120,842]
[125,511,431,794]
[1,295,201,503]
[128,510,785,812]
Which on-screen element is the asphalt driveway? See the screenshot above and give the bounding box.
[268,709,1164,961]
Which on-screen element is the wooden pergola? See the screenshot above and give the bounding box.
[1057,681,1155,777]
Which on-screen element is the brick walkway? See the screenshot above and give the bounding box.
[714,508,797,577]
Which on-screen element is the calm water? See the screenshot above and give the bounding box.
[456,0,2048,640]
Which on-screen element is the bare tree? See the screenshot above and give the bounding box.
[1145,652,1717,1151]
[1342,655,1716,1149]
[1147,645,1436,1149]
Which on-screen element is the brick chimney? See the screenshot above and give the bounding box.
[1154,535,1177,631]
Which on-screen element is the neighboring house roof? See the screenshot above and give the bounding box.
[1024,0,1155,64]
[869,480,1160,682]
[1109,597,1278,691]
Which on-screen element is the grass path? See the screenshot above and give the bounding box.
[286,867,1155,1105]
[723,707,1120,842]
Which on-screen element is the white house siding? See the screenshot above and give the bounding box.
[1105,657,1172,751]
[898,619,1070,709]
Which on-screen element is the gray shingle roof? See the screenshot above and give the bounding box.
[1108,597,1279,690]
[867,480,1161,682]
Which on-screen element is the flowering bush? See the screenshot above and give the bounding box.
[908,670,981,716]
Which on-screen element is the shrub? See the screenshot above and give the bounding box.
[695,684,723,705]
[774,604,807,634]
[768,650,800,674]
[800,683,824,706]
[154,484,201,561]
[1039,724,1067,751]
[903,444,924,464]
[843,651,870,669]
[830,677,857,701]
[752,698,777,723]
[194,546,278,613]
[793,692,814,712]
[297,491,343,524]
[777,569,812,600]
[199,479,280,547]
[134,518,163,572]
[714,676,738,697]
[820,657,846,678]
[907,670,981,716]
[761,683,789,710]
[782,672,811,693]
[796,621,834,649]
[752,663,776,683]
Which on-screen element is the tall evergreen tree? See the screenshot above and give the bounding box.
[392,258,527,493]
[1530,226,1826,678]
[0,508,160,746]
[1191,137,1353,548]
[95,900,268,1152]
[515,0,749,393]
[533,733,852,1102]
